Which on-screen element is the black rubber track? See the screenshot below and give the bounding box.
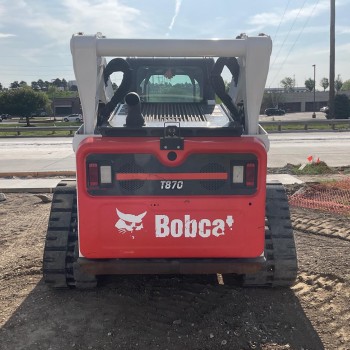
[242,183,298,287]
[43,180,97,289]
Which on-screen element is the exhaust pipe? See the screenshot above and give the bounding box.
[125,92,144,127]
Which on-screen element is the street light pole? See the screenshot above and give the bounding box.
[312,64,316,118]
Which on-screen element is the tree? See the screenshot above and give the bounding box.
[61,78,68,90]
[19,80,28,87]
[305,78,315,92]
[31,81,40,90]
[0,87,50,126]
[10,81,20,89]
[341,79,350,91]
[335,74,343,92]
[320,77,329,91]
[0,82,2,90]
[52,78,62,88]
[280,76,295,92]
[69,84,78,92]
[37,79,45,90]
[39,81,51,91]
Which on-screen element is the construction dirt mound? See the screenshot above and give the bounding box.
[0,194,349,350]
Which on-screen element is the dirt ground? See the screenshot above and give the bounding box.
[0,193,349,350]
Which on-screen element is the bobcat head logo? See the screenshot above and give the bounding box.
[115,209,147,234]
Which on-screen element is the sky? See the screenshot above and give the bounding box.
[0,0,349,89]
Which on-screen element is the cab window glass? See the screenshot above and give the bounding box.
[137,66,202,102]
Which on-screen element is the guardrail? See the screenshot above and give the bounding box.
[0,119,349,135]
[0,126,78,136]
[260,119,350,132]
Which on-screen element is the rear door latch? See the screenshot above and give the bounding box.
[160,123,184,150]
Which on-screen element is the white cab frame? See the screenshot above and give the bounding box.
[70,33,272,147]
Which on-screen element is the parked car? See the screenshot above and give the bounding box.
[0,116,2,122]
[264,108,285,116]
[63,114,83,122]
[0,114,11,120]
[320,106,329,113]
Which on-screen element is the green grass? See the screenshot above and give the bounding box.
[263,122,350,132]
[0,122,80,137]
[0,131,74,137]
[290,162,336,175]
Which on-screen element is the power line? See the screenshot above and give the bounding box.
[269,0,308,87]
[272,0,291,42]
[269,0,320,87]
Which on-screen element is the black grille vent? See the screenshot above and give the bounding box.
[142,103,206,122]
[199,163,226,191]
[117,163,144,192]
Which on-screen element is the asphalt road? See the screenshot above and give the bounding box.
[267,132,350,167]
[0,131,349,173]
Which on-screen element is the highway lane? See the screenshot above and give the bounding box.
[0,132,349,173]
[0,138,76,173]
[268,132,350,167]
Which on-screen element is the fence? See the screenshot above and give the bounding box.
[0,126,78,136]
[260,119,350,132]
[289,176,350,215]
[0,119,350,135]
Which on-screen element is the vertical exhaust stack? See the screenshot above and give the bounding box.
[125,92,145,127]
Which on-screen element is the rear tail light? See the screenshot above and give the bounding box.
[88,163,99,187]
[87,163,112,188]
[231,162,257,187]
[245,162,256,187]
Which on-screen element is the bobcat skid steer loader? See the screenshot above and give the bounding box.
[43,33,297,289]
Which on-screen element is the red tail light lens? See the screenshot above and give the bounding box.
[88,163,99,187]
[245,162,256,187]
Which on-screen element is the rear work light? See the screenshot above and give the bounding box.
[232,162,257,187]
[100,165,112,184]
[87,163,112,187]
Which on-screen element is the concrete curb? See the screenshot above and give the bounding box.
[0,173,304,194]
[0,171,76,178]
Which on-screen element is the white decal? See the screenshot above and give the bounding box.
[226,215,234,229]
[115,209,234,239]
[155,215,234,238]
[115,209,147,234]
[160,180,184,190]
[155,215,169,237]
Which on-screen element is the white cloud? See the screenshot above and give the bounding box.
[1,0,149,44]
[337,25,350,34]
[0,33,16,38]
[168,0,182,31]
[248,1,329,27]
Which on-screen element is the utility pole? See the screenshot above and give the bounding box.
[329,0,335,118]
[312,65,316,118]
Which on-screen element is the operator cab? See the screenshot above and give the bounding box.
[98,57,244,137]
